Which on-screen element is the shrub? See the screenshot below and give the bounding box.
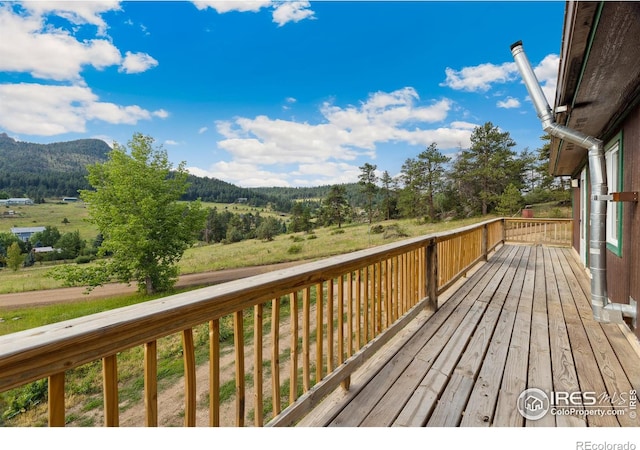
[307,234,317,240]
[383,224,409,240]
[287,244,303,254]
[330,229,345,235]
[75,255,94,264]
[370,224,384,234]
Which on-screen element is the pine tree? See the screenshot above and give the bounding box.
[451,122,522,215]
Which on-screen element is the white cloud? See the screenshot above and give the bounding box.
[199,126,208,134]
[22,1,121,36]
[153,109,170,119]
[0,6,121,81]
[497,97,521,109]
[441,62,518,92]
[534,54,559,106]
[0,83,166,136]
[164,140,179,146]
[272,1,315,26]
[119,51,159,74]
[191,1,272,13]
[188,161,292,187]
[442,54,559,105]
[197,87,474,186]
[191,0,315,26]
[0,4,159,81]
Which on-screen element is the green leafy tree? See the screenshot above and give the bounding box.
[30,226,61,248]
[358,163,378,224]
[256,216,282,241]
[7,242,22,271]
[55,230,86,260]
[51,133,206,294]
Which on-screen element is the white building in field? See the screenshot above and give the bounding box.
[0,198,34,206]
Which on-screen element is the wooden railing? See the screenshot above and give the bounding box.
[0,217,560,427]
[504,218,572,247]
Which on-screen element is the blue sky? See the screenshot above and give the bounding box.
[0,1,565,188]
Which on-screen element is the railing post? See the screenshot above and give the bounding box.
[426,238,438,311]
[481,224,488,261]
[501,218,506,244]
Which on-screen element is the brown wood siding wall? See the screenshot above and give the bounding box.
[572,186,580,254]
[621,104,640,338]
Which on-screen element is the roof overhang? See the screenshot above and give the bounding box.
[550,1,640,176]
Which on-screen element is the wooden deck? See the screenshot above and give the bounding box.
[296,244,640,427]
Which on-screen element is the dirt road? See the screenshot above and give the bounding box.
[0,261,303,309]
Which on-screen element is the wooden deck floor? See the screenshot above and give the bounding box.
[297,244,640,427]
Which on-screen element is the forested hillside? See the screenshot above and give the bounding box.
[0,134,289,209]
[0,133,110,200]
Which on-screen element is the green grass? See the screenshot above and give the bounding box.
[0,215,493,294]
[0,200,285,242]
[0,293,164,336]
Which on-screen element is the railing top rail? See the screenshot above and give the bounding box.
[0,217,503,391]
[504,217,572,223]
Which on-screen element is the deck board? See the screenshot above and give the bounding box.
[297,244,640,427]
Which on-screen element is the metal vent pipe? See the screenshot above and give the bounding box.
[510,40,629,323]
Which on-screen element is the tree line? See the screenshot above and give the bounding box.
[312,122,567,228]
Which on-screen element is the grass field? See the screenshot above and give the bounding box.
[0,200,284,242]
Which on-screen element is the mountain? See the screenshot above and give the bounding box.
[0,134,290,210]
[0,133,112,174]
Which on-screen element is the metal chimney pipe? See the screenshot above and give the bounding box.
[510,40,621,323]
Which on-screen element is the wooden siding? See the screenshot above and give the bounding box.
[297,245,640,427]
[622,104,640,338]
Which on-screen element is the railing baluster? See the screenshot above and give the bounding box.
[270,298,280,418]
[393,255,399,321]
[209,319,220,427]
[302,287,311,392]
[102,355,119,427]
[254,303,264,426]
[182,328,196,427]
[289,292,299,404]
[337,276,344,366]
[234,311,245,426]
[48,372,65,427]
[144,341,158,427]
[326,279,334,373]
[363,266,369,342]
[347,272,353,357]
[355,269,362,350]
[316,283,323,383]
[376,261,382,334]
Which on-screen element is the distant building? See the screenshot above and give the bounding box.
[10,226,46,242]
[62,197,79,202]
[0,198,34,206]
[236,198,248,203]
[33,246,55,254]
